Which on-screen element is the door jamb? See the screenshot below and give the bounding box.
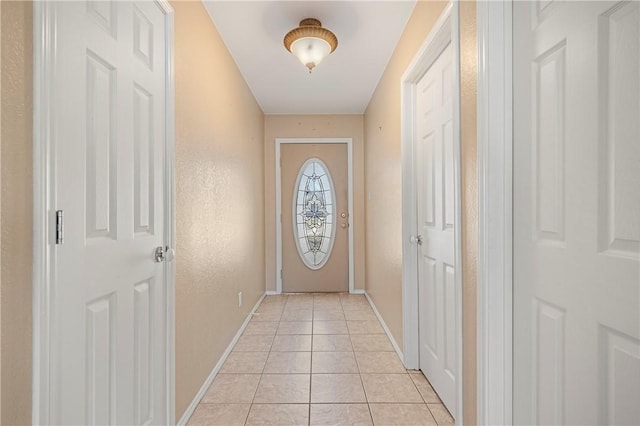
[32,2,176,423]
[400,2,463,423]
[476,1,513,425]
[275,138,354,294]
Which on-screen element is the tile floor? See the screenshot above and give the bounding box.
[187,293,455,425]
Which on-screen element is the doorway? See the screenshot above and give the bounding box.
[281,144,348,292]
[275,138,355,294]
[400,3,463,422]
[32,2,175,423]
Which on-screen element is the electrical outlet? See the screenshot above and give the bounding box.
[238,292,243,307]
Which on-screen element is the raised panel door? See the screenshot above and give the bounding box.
[513,2,640,424]
[416,43,457,417]
[53,2,170,423]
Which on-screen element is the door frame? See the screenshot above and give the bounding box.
[476,1,513,425]
[400,2,463,423]
[275,138,355,294]
[31,2,176,423]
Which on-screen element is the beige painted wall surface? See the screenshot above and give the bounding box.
[172,1,266,421]
[264,115,365,293]
[363,1,477,423]
[363,0,447,354]
[459,2,478,423]
[0,2,32,425]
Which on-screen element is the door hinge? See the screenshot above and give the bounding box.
[280,269,283,279]
[55,210,64,245]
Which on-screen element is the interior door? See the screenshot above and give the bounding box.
[513,2,640,424]
[281,143,349,292]
[416,43,456,416]
[52,1,171,423]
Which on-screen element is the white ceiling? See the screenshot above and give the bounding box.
[202,1,416,114]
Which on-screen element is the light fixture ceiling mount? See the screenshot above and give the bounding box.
[284,18,338,73]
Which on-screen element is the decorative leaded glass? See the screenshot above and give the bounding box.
[293,158,336,269]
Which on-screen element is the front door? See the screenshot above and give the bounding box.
[51,1,172,423]
[513,2,640,424]
[281,143,349,292]
[416,43,457,417]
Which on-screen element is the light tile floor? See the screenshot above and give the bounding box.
[188,293,455,426]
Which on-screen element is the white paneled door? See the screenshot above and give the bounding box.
[416,43,456,417]
[513,2,640,424]
[50,1,172,424]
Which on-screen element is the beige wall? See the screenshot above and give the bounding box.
[363,0,448,352]
[172,1,266,421]
[0,2,33,425]
[459,1,478,422]
[363,1,477,423]
[264,115,365,293]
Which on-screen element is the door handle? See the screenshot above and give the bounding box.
[154,246,176,263]
[410,235,423,245]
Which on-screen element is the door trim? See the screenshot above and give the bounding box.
[275,138,354,294]
[32,2,176,423]
[400,2,463,423]
[476,1,513,425]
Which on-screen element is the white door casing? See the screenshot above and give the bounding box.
[416,42,457,417]
[476,1,514,424]
[401,3,463,423]
[513,1,640,425]
[33,1,175,424]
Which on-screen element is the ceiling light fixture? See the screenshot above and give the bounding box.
[284,18,338,73]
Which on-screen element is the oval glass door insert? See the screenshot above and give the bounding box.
[293,158,336,270]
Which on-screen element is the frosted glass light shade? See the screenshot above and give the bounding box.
[290,37,332,72]
[284,18,338,73]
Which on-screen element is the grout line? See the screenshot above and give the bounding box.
[408,369,428,405]
[244,299,271,425]
[355,296,376,425]
[244,294,381,425]
[363,291,405,363]
[244,294,288,425]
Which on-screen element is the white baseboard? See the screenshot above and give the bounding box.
[177,292,266,425]
[265,290,280,295]
[364,291,405,364]
[350,289,365,295]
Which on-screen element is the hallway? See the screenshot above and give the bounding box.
[187,293,454,425]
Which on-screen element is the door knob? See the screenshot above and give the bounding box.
[166,247,176,262]
[341,223,347,229]
[410,235,423,245]
[154,246,175,263]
